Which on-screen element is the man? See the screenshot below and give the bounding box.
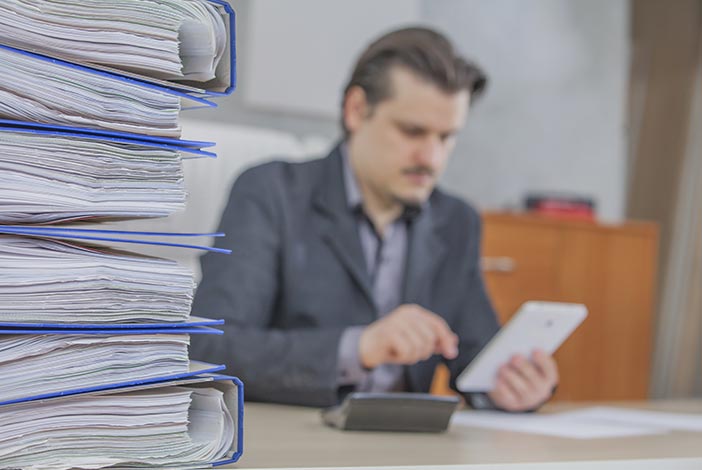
[192,27,558,410]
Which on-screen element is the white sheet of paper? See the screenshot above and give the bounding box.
[559,406,702,432]
[451,410,670,439]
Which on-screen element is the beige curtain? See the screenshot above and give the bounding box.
[627,0,702,398]
[651,53,702,397]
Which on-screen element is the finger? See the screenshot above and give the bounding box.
[380,312,418,361]
[384,310,436,363]
[499,362,534,406]
[390,327,432,364]
[398,323,434,362]
[423,314,458,359]
[532,349,559,387]
[402,316,437,351]
[387,330,416,364]
[488,376,521,412]
[434,332,459,359]
[412,325,439,361]
[510,354,544,388]
[402,307,456,359]
[410,314,458,359]
[503,357,558,410]
[399,307,458,359]
[509,355,552,405]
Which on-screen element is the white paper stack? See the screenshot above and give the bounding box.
[452,406,702,439]
[0,45,186,137]
[0,0,228,82]
[0,129,187,224]
[0,0,242,466]
[0,381,237,470]
[0,334,189,403]
[0,235,195,324]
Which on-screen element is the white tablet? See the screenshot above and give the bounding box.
[456,301,587,392]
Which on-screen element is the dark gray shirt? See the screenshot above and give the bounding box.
[337,147,410,392]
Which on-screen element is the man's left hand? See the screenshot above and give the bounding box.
[487,349,558,412]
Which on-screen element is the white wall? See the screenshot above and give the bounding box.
[423,0,630,221]
[245,0,420,117]
[187,0,631,222]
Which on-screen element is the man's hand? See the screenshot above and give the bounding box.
[359,304,458,369]
[487,349,559,412]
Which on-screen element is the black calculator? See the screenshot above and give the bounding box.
[321,392,460,433]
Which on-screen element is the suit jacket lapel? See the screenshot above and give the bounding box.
[312,145,376,313]
[402,202,447,306]
[403,201,448,393]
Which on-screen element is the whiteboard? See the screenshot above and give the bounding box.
[245,0,421,118]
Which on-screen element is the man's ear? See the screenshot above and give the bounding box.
[343,86,369,134]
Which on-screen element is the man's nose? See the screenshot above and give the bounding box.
[415,136,444,167]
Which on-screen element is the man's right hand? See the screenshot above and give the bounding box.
[358,304,459,369]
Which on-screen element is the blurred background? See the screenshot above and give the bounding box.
[119,0,702,404]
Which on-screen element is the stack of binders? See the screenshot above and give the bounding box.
[0,1,243,468]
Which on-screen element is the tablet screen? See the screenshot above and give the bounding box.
[456,301,587,392]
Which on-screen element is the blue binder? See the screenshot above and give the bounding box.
[0,43,217,110]
[0,325,223,335]
[0,362,227,406]
[206,375,245,466]
[0,316,225,330]
[0,43,216,142]
[0,226,232,254]
[0,0,236,97]
[132,0,237,97]
[0,372,244,466]
[0,118,216,149]
[186,0,238,97]
[0,124,217,158]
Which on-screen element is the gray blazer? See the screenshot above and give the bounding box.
[191,144,500,407]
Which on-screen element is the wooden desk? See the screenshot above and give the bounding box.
[227,400,702,469]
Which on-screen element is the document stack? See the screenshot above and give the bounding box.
[0,1,242,468]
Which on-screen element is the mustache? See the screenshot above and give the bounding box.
[402,166,435,177]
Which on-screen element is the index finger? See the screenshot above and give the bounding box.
[422,313,458,359]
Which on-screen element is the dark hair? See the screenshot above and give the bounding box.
[341,26,488,134]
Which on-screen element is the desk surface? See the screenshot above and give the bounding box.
[229,400,702,470]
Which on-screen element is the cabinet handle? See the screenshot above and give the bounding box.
[481,256,516,273]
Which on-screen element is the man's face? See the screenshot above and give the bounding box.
[345,66,469,208]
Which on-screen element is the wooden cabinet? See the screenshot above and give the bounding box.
[431,212,658,402]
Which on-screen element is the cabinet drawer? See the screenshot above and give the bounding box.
[481,219,561,323]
